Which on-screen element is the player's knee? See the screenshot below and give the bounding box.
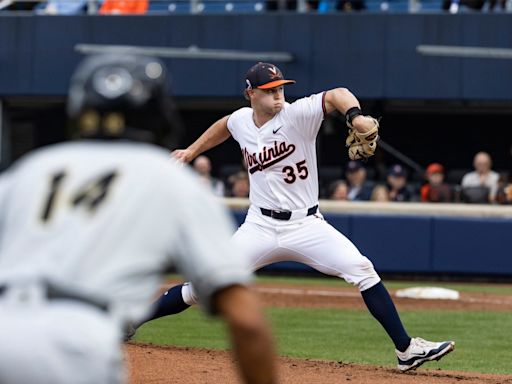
[181,283,198,305]
[355,257,381,291]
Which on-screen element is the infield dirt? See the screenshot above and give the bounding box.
[126,280,512,384]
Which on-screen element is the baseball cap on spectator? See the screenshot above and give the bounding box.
[346,160,363,173]
[245,62,296,90]
[388,164,407,177]
[426,163,444,175]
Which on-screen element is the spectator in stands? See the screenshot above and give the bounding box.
[345,161,373,201]
[386,164,413,202]
[266,0,318,11]
[336,0,366,11]
[461,151,499,203]
[266,0,292,10]
[496,172,511,205]
[329,180,349,200]
[371,184,390,202]
[443,0,484,13]
[307,0,320,9]
[503,184,512,205]
[420,163,453,203]
[228,171,250,198]
[193,155,225,197]
[99,0,148,14]
[1,1,39,11]
[39,0,87,14]
[486,0,507,11]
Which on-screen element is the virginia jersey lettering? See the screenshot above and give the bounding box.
[228,92,326,211]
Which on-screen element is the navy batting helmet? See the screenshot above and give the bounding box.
[67,53,181,145]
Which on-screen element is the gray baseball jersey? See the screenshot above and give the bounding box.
[0,140,251,323]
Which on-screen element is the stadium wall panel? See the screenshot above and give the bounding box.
[231,208,512,276]
[1,14,511,100]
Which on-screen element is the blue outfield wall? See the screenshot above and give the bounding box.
[0,14,512,100]
[231,210,512,276]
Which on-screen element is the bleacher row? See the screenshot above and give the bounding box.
[2,0,445,14]
[142,0,266,13]
[145,0,444,13]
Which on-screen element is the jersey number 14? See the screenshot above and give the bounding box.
[40,170,118,222]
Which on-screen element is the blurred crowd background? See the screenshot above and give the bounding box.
[0,2,511,207]
[2,0,511,14]
[191,151,512,204]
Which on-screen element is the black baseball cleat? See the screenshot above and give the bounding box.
[123,323,137,342]
[396,337,455,372]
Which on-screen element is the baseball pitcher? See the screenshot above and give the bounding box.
[132,62,455,372]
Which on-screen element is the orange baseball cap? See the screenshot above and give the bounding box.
[245,62,296,90]
[426,163,444,175]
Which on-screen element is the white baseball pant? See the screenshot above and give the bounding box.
[0,282,124,384]
[182,207,381,305]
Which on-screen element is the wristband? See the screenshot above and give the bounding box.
[345,107,362,125]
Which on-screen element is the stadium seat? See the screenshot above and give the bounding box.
[232,1,265,12]
[417,0,443,10]
[201,0,230,13]
[317,0,336,12]
[148,0,190,12]
[319,166,343,183]
[148,0,172,11]
[220,164,245,182]
[365,0,384,11]
[35,0,88,14]
[387,0,409,11]
[461,186,490,204]
[445,168,470,185]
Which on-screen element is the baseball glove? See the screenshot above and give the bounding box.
[345,117,379,161]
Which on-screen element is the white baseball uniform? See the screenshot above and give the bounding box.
[181,93,380,306]
[0,140,250,384]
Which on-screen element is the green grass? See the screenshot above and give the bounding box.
[135,306,512,374]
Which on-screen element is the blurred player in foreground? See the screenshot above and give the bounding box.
[131,62,455,372]
[0,54,277,384]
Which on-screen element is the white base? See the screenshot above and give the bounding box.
[395,287,460,300]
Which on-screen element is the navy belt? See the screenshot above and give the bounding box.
[0,283,109,312]
[260,205,318,221]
